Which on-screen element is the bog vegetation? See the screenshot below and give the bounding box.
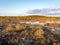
[0,15,60,45]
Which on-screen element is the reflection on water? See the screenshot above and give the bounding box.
[55,28,60,34]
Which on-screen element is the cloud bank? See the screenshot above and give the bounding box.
[27,8,60,16]
[0,8,60,16]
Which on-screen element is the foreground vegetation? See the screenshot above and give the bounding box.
[0,15,60,45]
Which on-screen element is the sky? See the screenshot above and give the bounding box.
[0,0,60,16]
